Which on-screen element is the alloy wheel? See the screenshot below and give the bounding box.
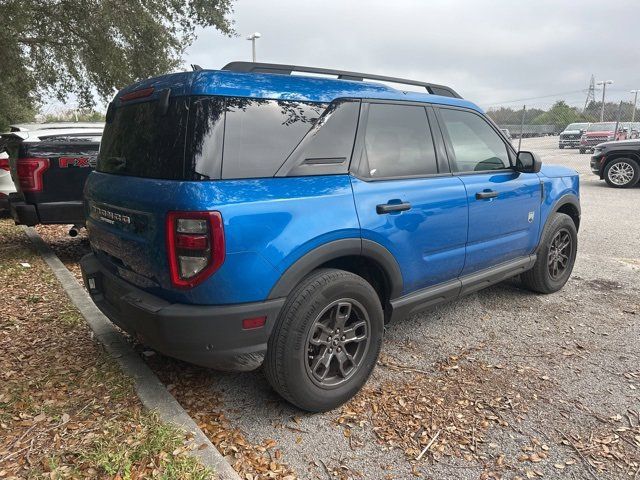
[548,228,572,280]
[305,299,371,388]
[608,161,635,186]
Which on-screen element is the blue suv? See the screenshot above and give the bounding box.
[80,62,580,412]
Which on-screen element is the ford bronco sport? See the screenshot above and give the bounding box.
[80,62,580,412]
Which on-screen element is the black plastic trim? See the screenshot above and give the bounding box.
[81,254,285,371]
[540,194,581,238]
[267,238,404,301]
[389,255,536,322]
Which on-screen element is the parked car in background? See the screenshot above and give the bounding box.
[580,122,627,154]
[590,139,640,188]
[5,124,103,231]
[559,122,589,149]
[0,147,15,210]
[80,61,580,412]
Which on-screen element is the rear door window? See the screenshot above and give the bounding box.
[360,103,438,178]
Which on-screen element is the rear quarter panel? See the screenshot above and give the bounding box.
[85,173,360,304]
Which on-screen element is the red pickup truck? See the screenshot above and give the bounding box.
[579,122,627,154]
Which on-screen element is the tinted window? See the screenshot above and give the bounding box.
[440,109,510,172]
[188,97,225,179]
[98,98,189,179]
[222,99,325,179]
[281,100,360,176]
[362,103,437,178]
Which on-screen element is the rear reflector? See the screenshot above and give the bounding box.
[166,211,225,289]
[0,157,9,172]
[17,157,49,192]
[242,316,266,330]
[120,87,155,102]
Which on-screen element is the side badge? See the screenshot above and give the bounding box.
[528,211,535,223]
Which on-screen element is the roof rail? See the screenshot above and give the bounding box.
[221,61,462,99]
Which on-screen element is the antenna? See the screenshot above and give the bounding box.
[583,74,596,112]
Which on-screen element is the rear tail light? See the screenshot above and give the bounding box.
[166,211,225,288]
[17,157,49,192]
[0,157,9,172]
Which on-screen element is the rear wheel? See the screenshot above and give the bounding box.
[521,213,577,294]
[559,145,564,149]
[603,158,639,188]
[264,269,383,412]
[579,148,586,154]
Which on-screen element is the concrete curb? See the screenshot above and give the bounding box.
[23,227,241,480]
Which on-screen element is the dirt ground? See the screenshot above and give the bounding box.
[33,137,639,480]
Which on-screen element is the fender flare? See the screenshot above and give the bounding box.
[267,238,403,300]
[537,194,580,252]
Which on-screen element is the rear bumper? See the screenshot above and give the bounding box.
[0,196,8,211]
[80,253,285,371]
[9,198,85,226]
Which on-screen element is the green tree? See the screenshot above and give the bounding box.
[532,101,585,128]
[0,0,234,131]
[43,109,106,123]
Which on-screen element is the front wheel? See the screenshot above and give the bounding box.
[579,148,586,154]
[559,145,564,149]
[603,158,639,188]
[521,213,577,294]
[264,269,384,412]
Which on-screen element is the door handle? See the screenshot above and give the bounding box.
[475,190,498,200]
[376,202,412,214]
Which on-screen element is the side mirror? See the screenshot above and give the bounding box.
[515,151,542,174]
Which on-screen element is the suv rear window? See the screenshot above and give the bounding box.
[98,95,351,181]
[98,98,189,179]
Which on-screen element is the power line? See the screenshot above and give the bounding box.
[484,89,587,107]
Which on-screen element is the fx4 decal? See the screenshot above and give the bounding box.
[58,156,95,168]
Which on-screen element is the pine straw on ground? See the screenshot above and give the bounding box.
[0,219,210,479]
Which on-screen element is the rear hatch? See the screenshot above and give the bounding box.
[87,89,193,297]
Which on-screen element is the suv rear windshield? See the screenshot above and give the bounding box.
[98,97,189,179]
[97,95,349,181]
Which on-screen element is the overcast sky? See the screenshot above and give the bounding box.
[183,0,640,110]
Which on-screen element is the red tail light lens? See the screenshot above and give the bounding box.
[0,157,9,172]
[120,87,154,102]
[166,211,225,288]
[17,157,49,192]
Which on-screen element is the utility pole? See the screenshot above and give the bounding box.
[246,32,261,62]
[596,80,613,122]
[631,90,640,122]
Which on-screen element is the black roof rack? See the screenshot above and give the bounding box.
[222,61,462,99]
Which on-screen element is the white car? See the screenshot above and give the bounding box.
[0,123,105,210]
[0,146,14,210]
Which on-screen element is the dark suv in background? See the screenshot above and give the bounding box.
[591,139,640,188]
[559,122,589,149]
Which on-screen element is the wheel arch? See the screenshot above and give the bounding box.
[540,195,581,249]
[267,238,404,309]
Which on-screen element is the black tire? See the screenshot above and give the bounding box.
[603,158,640,188]
[264,268,384,412]
[559,145,564,149]
[579,148,586,154]
[521,213,577,294]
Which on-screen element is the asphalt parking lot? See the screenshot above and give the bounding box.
[37,136,640,479]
